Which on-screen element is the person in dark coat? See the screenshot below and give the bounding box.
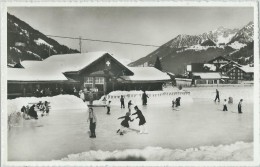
[175,97,181,107]
[28,105,38,119]
[142,91,149,105]
[214,89,220,102]
[120,95,125,108]
[87,108,97,138]
[45,101,50,116]
[238,99,243,114]
[117,112,134,135]
[132,106,147,133]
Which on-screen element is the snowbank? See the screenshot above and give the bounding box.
[93,90,193,106]
[60,141,252,161]
[8,95,88,116]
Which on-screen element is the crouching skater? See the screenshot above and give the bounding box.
[117,112,133,135]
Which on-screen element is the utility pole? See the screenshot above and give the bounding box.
[79,36,82,53]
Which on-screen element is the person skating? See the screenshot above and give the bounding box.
[223,99,228,111]
[132,106,147,134]
[128,100,133,113]
[142,91,149,105]
[45,101,50,116]
[172,99,175,108]
[214,89,220,102]
[87,108,97,138]
[107,101,111,115]
[117,112,134,135]
[120,95,125,108]
[175,97,181,107]
[238,99,243,114]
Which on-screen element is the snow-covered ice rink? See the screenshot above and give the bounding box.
[7,86,254,161]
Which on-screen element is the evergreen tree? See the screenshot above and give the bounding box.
[154,56,162,71]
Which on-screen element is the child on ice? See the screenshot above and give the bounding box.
[117,112,134,135]
[107,101,111,115]
[132,106,147,134]
[223,99,228,111]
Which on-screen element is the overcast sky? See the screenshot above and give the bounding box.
[8,7,253,63]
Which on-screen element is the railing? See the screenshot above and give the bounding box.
[106,91,191,100]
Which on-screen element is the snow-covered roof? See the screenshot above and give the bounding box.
[193,72,227,79]
[220,61,242,69]
[9,52,111,81]
[203,64,216,71]
[239,66,254,73]
[8,68,68,81]
[20,52,110,72]
[227,65,254,74]
[121,67,171,82]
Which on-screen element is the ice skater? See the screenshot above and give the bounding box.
[223,99,228,111]
[214,89,220,102]
[132,106,147,134]
[128,100,133,113]
[107,101,111,115]
[175,97,181,107]
[238,99,243,114]
[142,91,149,105]
[117,112,134,135]
[45,101,50,116]
[172,99,175,108]
[120,95,125,108]
[87,108,97,138]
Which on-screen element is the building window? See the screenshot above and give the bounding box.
[95,77,104,84]
[84,77,93,84]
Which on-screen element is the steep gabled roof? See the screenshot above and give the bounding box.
[220,61,242,69]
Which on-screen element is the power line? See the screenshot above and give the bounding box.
[45,34,160,48]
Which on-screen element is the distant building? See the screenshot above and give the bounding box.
[8,52,171,99]
[186,55,254,85]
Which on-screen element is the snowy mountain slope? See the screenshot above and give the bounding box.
[229,22,254,44]
[7,13,79,65]
[129,21,254,74]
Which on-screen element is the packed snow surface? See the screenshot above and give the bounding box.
[7,87,254,161]
[61,142,252,161]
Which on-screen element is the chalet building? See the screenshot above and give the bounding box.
[226,66,254,82]
[186,55,254,85]
[7,52,171,99]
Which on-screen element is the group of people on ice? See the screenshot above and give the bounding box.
[20,101,50,120]
[86,91,149,138]
[214,89,244,114]
[117,105,147,135]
